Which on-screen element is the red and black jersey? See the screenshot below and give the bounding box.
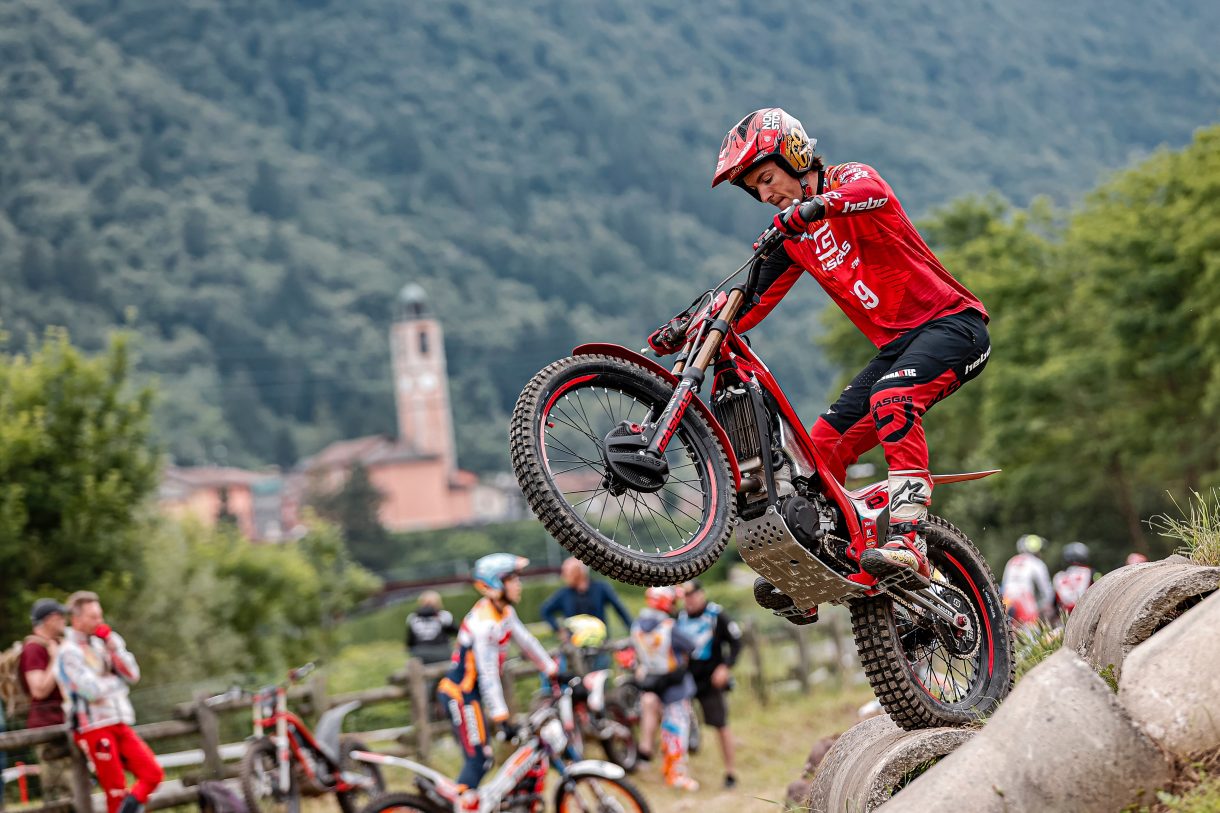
[736,162,987,348]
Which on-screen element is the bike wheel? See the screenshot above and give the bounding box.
[554,774,651,813]
[850,515,1015,729]
[335,740,385,813]
[512,354,735,586]
[240,737,300,813]
[354,792,441,813]
[599,702,639,772]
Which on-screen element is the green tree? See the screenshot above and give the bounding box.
[309,463,390,571]
[0,329,157,645]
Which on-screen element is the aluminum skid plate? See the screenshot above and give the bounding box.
[735,505,865,611]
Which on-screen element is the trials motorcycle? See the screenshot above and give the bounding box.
[510,228,1014,730]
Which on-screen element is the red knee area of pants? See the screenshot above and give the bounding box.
[76,725,163,813]
[867,371,960,474]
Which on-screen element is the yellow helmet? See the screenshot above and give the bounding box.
[563,614,608,648]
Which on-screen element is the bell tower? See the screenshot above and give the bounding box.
[391,284,456,472]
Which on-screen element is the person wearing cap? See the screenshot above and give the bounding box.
[18,599,71,800]
[56,591,162,813]
[438,554,557,793]
[677,581,743,789]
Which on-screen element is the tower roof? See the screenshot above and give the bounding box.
[396,283,429,320]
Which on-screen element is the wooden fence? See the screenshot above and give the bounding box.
[0,615,855,813]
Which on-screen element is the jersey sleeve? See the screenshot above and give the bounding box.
[470,617,512,722]
[717,613,743,667]
[820,163,893,219]
[106,632,140,684]
[735,244,803,333]
[508,609,557,677]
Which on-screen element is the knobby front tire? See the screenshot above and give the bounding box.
[511,354,735,586]
[849,514,1015,730]
[240,737,300,813]
[554,774,651,813]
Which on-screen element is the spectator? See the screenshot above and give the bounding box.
[677,581,742,789]
[1125,552,1150,566]
[18,599,72,800]
[1001,534,1054,628]
[1053,542,1098,616]
[56,592,163,813]
[405,591,457,664]
[540,558,632,637]
[631,587,697,792]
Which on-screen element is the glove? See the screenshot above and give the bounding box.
[772,197,826,238]
[497,720,521,743]
[93,623,112,641]
[646,312,692,356]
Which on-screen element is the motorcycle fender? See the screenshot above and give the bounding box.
[565,760,627,781]
[572,342,742,488]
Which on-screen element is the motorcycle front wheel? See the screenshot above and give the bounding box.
[849,515,1015,729]
[511,354,735,586]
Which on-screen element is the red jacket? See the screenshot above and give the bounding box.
[736,162,986,348]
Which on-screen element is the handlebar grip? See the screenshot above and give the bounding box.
[288,662,316,682]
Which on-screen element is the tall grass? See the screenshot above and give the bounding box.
[1149,489,1220,566]
[1014,620,1064,681]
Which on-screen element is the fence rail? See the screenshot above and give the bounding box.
[0,615,855,813]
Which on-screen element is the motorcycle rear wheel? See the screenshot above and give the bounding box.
[511,354,735,586]
[849,514,1014,729]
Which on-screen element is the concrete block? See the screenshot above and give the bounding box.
[1063,557,1220,682]
[1119,589,1220,758]
[805,715,973,812]
[878,649,1171,813]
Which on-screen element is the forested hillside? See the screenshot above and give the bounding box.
[2,0,1217,471]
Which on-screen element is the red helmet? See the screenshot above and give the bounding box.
[712,108,817,198]
[644,586,678,615]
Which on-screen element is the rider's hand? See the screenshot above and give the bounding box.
[646,313,691,356]
[497,720,521,743]
[772,197,826,238]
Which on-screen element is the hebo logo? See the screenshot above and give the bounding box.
[853,280,879,309]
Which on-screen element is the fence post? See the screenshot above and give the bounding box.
[69,736,92,813]
[194,693,224,780]
[744,620,768,706]
[308,672,330,719]
[405,657,432,760]
[791,625,812,691]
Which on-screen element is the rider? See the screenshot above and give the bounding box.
[1052,542,1097,616]
[438,554,557,792]
[631,586,698,792]
[1000,534,1055,627]
[707,108,991,588]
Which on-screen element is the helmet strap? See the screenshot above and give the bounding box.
[802,168,825,199]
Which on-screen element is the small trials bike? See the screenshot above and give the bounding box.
[351,683,650,813]
[238,662,385,813]
[510,228,1015,730]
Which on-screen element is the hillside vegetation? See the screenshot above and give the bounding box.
[2,0,1217,471]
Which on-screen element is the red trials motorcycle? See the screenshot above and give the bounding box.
[511,229,1014,729]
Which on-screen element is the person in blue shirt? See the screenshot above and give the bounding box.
[540,558,633,636]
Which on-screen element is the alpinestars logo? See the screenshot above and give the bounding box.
[842,196,888,213]
[890,479,929,509]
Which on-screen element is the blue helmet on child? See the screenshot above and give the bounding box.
[472,553,529,595]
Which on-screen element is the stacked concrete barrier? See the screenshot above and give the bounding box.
[1063,556,1220,681]
[1119,589,1220,758]
[877,649,1172,812]
[803,715,974,813]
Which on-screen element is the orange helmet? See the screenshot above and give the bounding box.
[712,108,817,199]
[644,586,678,615]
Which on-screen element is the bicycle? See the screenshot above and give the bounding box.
[236,662,385,813]
[351,681,650,813]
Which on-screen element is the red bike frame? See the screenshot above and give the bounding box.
[251,682,360,794]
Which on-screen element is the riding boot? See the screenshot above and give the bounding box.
[861,471,933,582]
[116,795,145,813]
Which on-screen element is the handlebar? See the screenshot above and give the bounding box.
[288,661,317,683]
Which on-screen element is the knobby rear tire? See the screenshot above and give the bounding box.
[849,514,1015,730]
[354,792,442,813]
[511,354,735,586]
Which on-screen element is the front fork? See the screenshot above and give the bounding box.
[641,286,746,458]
